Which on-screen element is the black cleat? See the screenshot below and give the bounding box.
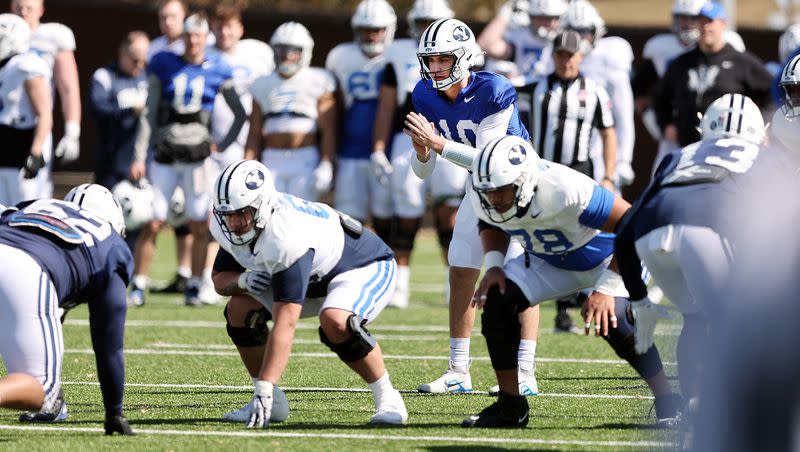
[152,273,189,294]
[461,392,529,428]
[554,296,582,334]
[19,390,68,422]
[654,393,684,428]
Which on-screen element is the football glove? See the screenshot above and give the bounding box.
[22,154,45,179]
[370,151,393,186]
[54,121,81,163]
[628,296,671,354]
[312,159,333,193]
[104,414,135,435]
[617,162,635,187]
[246,380,273,429]
[238,271,270,296]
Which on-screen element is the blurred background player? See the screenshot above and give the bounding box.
[769,23,800,105]
[89,31,150,251]
[0,184,134,435]
[245,21,336,202]
[11,0,81,201]
[147,0,214,60]
[210,160,407,427]
[372,0,456,309]
[633,0,746,174]
[404,19,540,397]
[0,13,52,207]
[131,12,246,306]
[478,0,567,82]
[326,0,396,240]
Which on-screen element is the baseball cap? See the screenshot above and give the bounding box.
[552,30,583,54]
[699,1,726,20]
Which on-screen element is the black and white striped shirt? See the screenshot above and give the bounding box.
[517,74,614,168]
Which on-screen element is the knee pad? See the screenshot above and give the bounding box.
[481,280,529,371]
[390,218,420,252]
[602,297,664,380]
[319,315,376,362]
[225,305,271,347]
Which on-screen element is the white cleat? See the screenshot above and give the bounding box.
[198,281,221,305]
[487,367,539,397]
[222,385,289,422]
[388,286,409,309]
[417,360,473,394]
[370,389,408,425]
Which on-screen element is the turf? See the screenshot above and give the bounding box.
[0,229,682,450]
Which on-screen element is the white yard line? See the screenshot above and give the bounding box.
[0,425,674,447]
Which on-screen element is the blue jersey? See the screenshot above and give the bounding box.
[149,50,233,115]
[411,71,529,147]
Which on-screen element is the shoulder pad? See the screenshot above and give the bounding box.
[15,53,50,78]
[723,30,746,52]
[37,23,76,51]
[596,37,633,70]
[642,34,679,60]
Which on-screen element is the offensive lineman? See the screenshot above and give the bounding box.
[0,184,135,435]
[211,160,407,427]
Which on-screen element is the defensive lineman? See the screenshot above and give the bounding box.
[211,160,407,427]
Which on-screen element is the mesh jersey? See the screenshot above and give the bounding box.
[149,50,233,115]
[0,52,50,129]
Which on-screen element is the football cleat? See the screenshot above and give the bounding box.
[184,281,201,306]
[654,393,684,428]
[19,390,68,422]
[461,392,529,428]
[197,280,220,305]
[387,285,409,309]
[222,386,290,422]
[127,286,145,307]
[417,360,473,394]
[370,389,408,425]
[488,367,539,397]
[151,273,188,294]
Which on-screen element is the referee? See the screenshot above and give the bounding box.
[517,30,617,191]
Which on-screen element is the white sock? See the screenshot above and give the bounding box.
[518,339,537,372]
[368,371,394,407]
[133,274,148,290]
[396,265,410,292]
[202,268,213,284]
[450,338,471,370]
[177,266,191,278]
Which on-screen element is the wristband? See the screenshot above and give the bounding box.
[595,269,623,296]
[237,272,249,290]
[484,250,505,270]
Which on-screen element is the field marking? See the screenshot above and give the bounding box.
[0,425,675,448]
[64,347,676,366]
[60,381,656,400]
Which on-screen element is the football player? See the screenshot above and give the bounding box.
[132,12,246,306]
[372,0,456,309]
[326,0,396,238]
[147,0,214,60]
[211,160,407,427]
[245,21,336,202]
[772,53,800,149]
[11,0,81,200]
[404,19,540,397]
[463,136,679,427]
[0,14,52,207]
[0,184,135,435]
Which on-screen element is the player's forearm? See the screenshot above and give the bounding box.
[479,223,511,255]
[212,271,247,296]
[244,102,263,161]
[373,86,397,153]
[318,92,337,162]
[258,303,300,383]
[54,52,81,122]
[601,128,617,181]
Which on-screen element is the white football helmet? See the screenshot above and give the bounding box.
[213,160,277,245]
[0,14,30,62]
[112,179,154,231]
[166,187,188,229]
[407,0,454,40]
[671,0,705,45]
[270,22,314,77]
[779,24,800,63]
[562,0,606,45]
[528,0,568,40]
[417,19,482,90]
[64,183,126,236]
[699,94,765,145]
[471,136,540,223]
[351,0,396,57]
[781,54,800,119]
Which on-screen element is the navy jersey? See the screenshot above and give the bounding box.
[411,71,529,147]
[149,50,233,115]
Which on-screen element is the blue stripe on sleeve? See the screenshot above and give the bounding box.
[578,185,615,230]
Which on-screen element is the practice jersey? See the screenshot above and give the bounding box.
[211,192,393,301]
[0,199,133,309]
[0,52,50,129]
[29,22,75,71]
[503,28,552,78]
[148,34,216,61]
[411,71,529,149]
[380,38,419,135]
[149,50,234,115]
[249,67,336,136]
[474,161,616,271]
[325,42,387,159]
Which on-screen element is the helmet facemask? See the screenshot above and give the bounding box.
[418,48,466,90]
[782,82,800,119]
[274,44,304,77]
[475,174,534,223]
[672,14,701,46]
[214,198,264,246]
[530,15,562,40]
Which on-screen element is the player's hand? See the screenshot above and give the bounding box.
[581,291,617,337]
[22,153,46,179]
[238,271,270,296]
[628,296,671,354]
[370,151,393,186]
[499,0,528,19]
[55,134,80,163]
[312,159,333,193]
[404,112,442,152]
[246,380,273,429]
[472,267,506,309]
[104,414,135,435]
[617,162,635,187]
[129,161,146,181]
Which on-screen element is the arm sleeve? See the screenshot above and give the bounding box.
[89,68,127,120]
[213,247,246,273]
[88,273,128,417]
[614,210,648,301]
[133,74,160,163]
[476,104,515,149]
[578,185,615,230]
[654,64,677,132]
[271,249,315,303]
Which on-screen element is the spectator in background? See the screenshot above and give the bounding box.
[655,1,772,148]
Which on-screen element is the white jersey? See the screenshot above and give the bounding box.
[504,28,552,79]
[325,42,387,109]
[249,67,336,136]
[29,22,75,71]
[0,53,51,128]
[383,38,420,105]
[209,39,275,157]
[642,31,746,78]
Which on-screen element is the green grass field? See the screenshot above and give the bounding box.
[0,229,682,450]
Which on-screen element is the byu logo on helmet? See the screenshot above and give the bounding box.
[452,25,470,41]
[245,169,265,190]
[508,145,527,165]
